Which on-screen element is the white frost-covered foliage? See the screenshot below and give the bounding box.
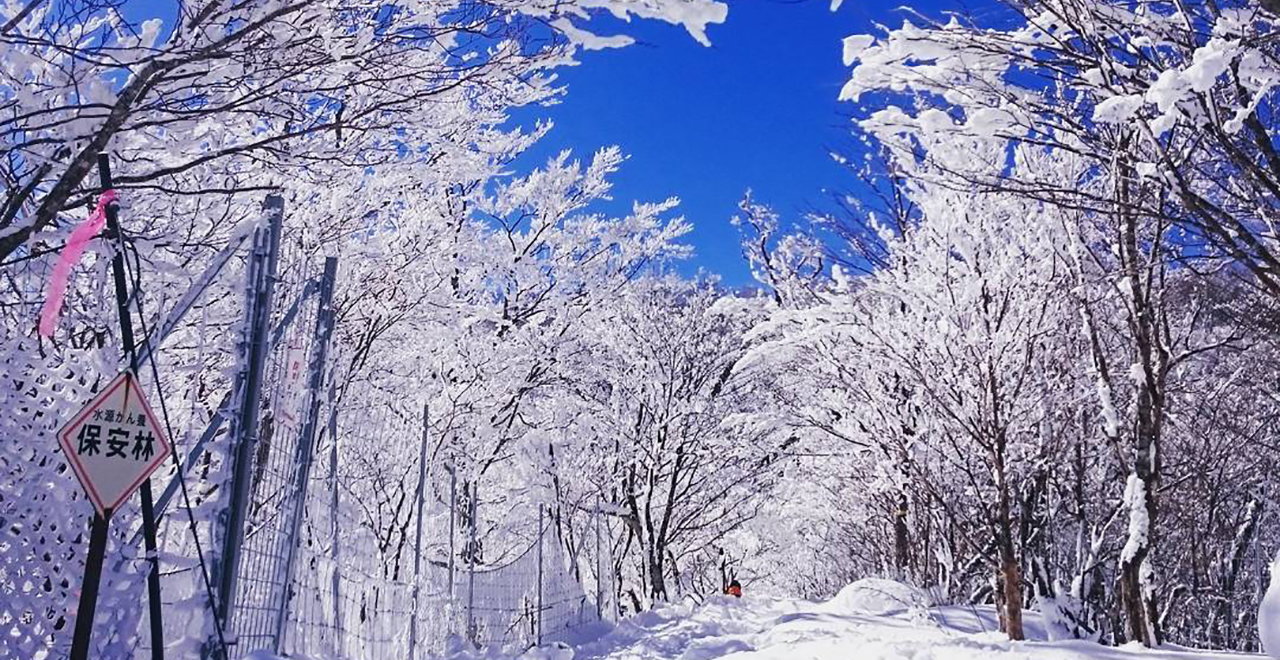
[1261,556,1280,659]
[752,0,1280,651]
[0,2,730,657]
[0,0,726,266]
[540,277,786,610]
[10,1,1280,657]
[838,0,1280,297]
[756,141,1074,641]
[741,116,1280,650]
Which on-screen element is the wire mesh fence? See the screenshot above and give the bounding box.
[207,243,609,659]
[281,517,603,658]
[263,382,610,659]
[222,234,325,657]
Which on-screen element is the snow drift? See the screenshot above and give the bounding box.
[427,580,1262,660]
[810,578,929,616]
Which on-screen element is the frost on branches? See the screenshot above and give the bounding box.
[746,127,1276,651]
[0,1,736,657]
[0,0,726,262]
[757,0,1280,650]
[8,0,1280,658]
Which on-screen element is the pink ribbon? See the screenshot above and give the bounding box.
[37,190,118,337]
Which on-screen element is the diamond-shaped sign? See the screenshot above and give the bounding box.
[58,371,172,519]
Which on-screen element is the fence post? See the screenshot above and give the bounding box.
[596,495,604,621]
[205,196,285,660]
[273,256,339,654]
[467,481,477,646]
[326,375,342,658]
[409,403,430,659]
[448,463,456,606]
[537,505,544,645]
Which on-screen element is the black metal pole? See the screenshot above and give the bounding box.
[98,153,165,660]
[69,512,110,660]
[536,504,543,645]
[467,480,477,645]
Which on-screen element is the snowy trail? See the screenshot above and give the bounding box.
[527,590,1262,660]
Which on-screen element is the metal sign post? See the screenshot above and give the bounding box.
[536,505,544,645]
[448,459,456,603]
[64,156,174,660]
[467,481,477,645]
[596,495,604,620]
[61,370,174,660]
[98,153,168,660]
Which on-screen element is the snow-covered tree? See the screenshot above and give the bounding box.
[551,277,785,609]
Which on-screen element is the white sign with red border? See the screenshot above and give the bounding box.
[274,339,306,431]
[58,371,172,518]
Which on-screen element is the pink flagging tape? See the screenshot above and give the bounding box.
[37,189,118,337]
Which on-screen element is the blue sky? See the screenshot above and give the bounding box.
[121,0,969,286]
[510,0,960,286]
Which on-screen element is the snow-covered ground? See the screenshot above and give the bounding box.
[461,581,1261,660]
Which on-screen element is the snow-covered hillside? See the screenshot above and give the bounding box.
[460,581,1260,660]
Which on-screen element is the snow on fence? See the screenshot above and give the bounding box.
[467,516,599,650]
[161,232,607,659]
[218,236,325,657]
[0,208,612,660]
[281,510,599,659]
[272,389,608,658]
[0,338,151,660]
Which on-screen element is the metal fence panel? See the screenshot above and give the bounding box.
[223,240,327,657]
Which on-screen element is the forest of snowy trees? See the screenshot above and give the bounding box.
[754,0,1280,652]
[3,0,1280,657]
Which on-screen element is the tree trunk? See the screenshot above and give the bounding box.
[893,491,911,576]
[1215,499,1262,646]
[1118,472,1160,647]
[994,437,1024,641]
[997,519,1025,640]
[648,549,667,603]
[1115,148,1164,648]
